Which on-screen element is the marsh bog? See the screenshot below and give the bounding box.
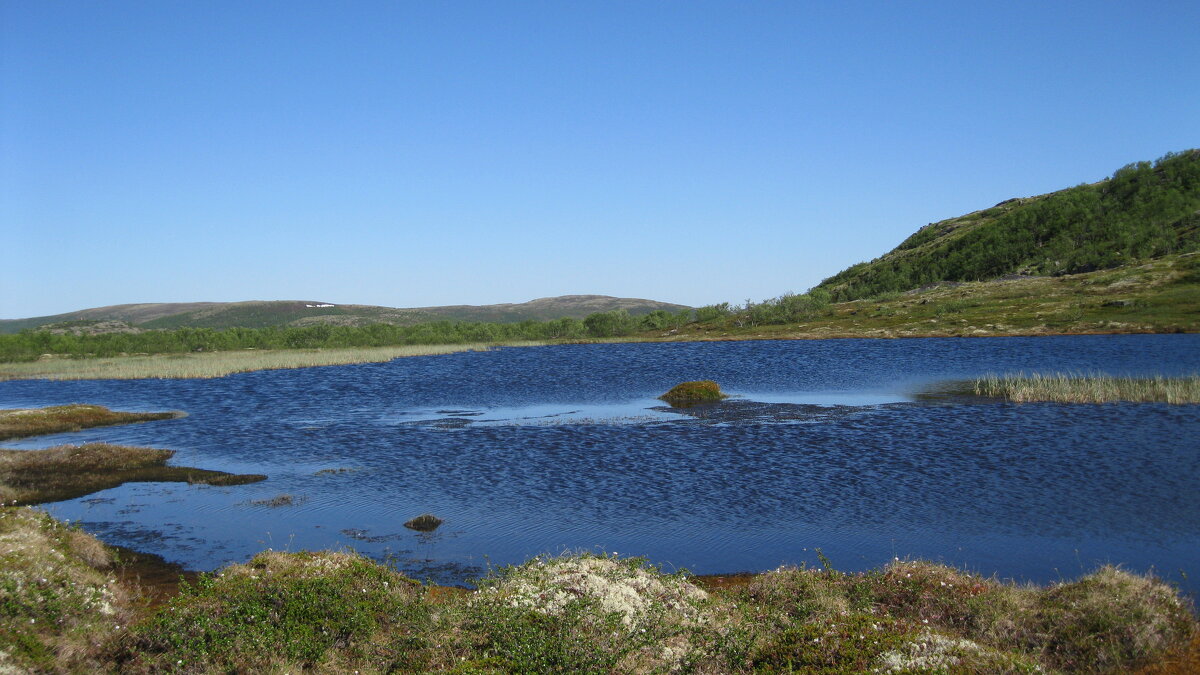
[0,335,1197,594]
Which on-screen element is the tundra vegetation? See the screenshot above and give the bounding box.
[0,406,264,504]
[0,515,1194,673]
[973,373,1200,404]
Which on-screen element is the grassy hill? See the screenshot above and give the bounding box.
[816,149,1200,302]
[665,149,1200,340]
[0,296,689,334]
[668,252,1200,340]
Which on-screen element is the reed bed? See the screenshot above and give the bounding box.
[974,372,1200,404]
[0,344,493,381]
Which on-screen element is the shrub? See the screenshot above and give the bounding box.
[123,551,429,673]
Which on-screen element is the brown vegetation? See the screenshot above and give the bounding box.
[0,404,182,440]
[0,443,265,505]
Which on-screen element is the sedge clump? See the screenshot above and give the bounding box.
[659,380,728,405]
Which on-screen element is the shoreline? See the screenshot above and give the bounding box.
[1,328,1196,381]
[3,506,1195,673]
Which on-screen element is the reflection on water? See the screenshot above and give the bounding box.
[2,335,1198,593]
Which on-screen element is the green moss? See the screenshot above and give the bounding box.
[659,380,728,405]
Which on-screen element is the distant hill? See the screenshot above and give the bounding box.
[0,296,690,334]
[816,149,1200,301]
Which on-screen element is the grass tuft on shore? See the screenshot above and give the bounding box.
[0,443,266,505]
[0,343,493,381]
[0,404,182,440]
[974,373,1200,404]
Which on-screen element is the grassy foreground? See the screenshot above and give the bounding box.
[1,507,1195,674]
[0,343,495,381]
[974,374,1200,404]
[0,404,183,441]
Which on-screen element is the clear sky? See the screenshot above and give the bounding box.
[2,1,1198,319]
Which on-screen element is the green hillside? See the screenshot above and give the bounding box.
[817,149,1200,301]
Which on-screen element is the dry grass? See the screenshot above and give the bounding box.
[0,343,493,381]
[0,404,182,440]
[0,443,266,505]
[974,373,1200,404]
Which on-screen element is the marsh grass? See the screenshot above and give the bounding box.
[0,404,182,440]
[974,373,1200,404]
[0,443,266,505]
[0,343,492,381]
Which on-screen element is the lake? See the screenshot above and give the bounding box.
[2,334,1198,593]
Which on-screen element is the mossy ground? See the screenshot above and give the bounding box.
[2,518,1194,673]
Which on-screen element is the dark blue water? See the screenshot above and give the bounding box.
[2,335,1198,592]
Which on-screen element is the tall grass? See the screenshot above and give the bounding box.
[0,344,494,381]
[974,372,1200,403]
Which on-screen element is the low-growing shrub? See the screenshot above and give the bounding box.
[122,551,429,673]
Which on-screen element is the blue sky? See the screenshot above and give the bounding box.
[3,1,1198,318]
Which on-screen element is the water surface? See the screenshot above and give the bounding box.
[1,335,1197,592]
